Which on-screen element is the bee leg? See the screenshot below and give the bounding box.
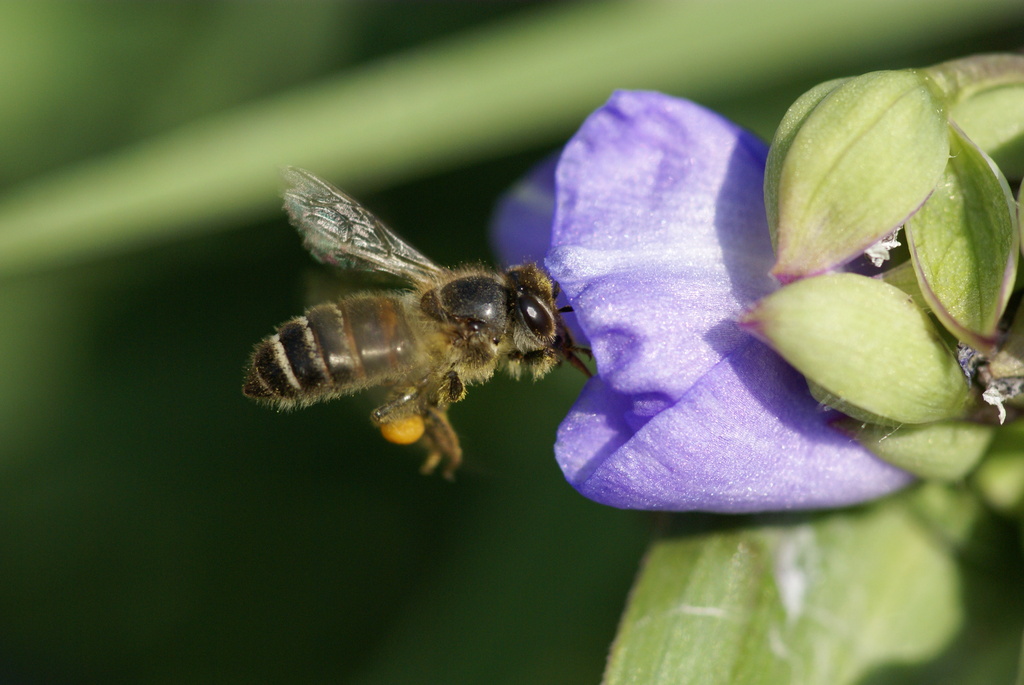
[371,387,420,424]
[371,381,460,478]
[420,406,462,480]
[371,373,433,424]
[441,370,466,403]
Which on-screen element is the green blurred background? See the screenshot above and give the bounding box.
[0,2,1023,682]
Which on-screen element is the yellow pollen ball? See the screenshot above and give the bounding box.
[380,415,425,445]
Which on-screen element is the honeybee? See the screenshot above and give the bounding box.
[243,168,589,478]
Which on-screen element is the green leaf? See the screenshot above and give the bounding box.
[905,123,1018,351]
[740,273,968,424]
[770,71,948,281]
[604,499,961,685]
[834,418,994,480]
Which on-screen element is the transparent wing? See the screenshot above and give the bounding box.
[282,167,444,283]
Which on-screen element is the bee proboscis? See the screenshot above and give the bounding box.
[243,167,589,477]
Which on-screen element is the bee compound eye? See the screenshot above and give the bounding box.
[517,293,553,338]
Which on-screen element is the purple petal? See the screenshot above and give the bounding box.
[493,90,912,511]
[559,341,911,512]
[546,91,777,401]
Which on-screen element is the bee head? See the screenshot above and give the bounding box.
[506,264,591,377]
[506,264,558,342]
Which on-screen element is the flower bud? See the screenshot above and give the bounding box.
[904,122,1018,352]
[740,273,968,424]
[767,70,948,281]
[834,418,994,480]
[927,54,1024,179]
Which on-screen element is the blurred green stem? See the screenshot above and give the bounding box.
[0,0,1020,275]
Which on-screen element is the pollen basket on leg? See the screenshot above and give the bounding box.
[381,415,426,445]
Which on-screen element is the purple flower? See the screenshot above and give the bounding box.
[492,91,912,512]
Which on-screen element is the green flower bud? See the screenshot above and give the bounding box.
[926,54,1024,179]
[834,418,994,480]
[879,260,928,312]
[904,122,1019,352]
[764,77,848,251]
[739,273,968,424]
[766,70,949,281]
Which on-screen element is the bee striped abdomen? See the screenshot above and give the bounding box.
[279,320,330,388]
[243,295,417,406]
[305,303,360,384]
[344,297,414,377]
[245,340,300,399]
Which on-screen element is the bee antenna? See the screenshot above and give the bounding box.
[563,347,593,378]
[558,305,574,313]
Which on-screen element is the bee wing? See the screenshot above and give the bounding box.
[282,167,444,283]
